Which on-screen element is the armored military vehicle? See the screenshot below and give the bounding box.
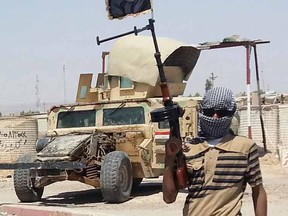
[13,35,201,203]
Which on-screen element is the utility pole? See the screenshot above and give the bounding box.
[43,102,46,113]
[261,69,266,93]
[63,65,67,103]
[35,75,40,111]
[209,72,217,87]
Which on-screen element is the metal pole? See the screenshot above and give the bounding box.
[253,45,267,152]
[246,45,252,139]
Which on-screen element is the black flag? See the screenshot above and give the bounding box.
[106,0,152,20]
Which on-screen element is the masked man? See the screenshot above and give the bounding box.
[163,87,267,216]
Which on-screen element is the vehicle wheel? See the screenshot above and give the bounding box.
[132,178,143,190]
[13,153,44,202]
[100,151,132,203]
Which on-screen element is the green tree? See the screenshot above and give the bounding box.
[186,92,201,97]
[205,79,213,92]
[20,110,40,116]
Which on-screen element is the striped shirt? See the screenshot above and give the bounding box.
[183,134,262,216]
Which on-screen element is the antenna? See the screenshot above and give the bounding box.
[63,65,67,103]
[35,75,40,111]
[43,101,46,113]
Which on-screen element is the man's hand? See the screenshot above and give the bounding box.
[163,136,182,204]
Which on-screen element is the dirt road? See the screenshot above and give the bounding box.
[0,153,287,216]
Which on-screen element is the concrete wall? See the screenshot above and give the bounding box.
[238,104,288,167]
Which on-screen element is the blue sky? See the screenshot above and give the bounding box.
[0,0,287,113]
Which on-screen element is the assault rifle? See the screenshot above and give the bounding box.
[97,19,188,188]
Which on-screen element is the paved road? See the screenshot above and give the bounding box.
[0,177,184,216]
[0,154,287,216]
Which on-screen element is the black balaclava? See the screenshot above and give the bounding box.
[198,87,237,139]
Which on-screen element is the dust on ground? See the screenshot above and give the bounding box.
[0,152,287,216]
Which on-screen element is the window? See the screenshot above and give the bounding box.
[103,107,145,126]
[57,110,96,128]
[120,77,133,89]
[80,86,88,99]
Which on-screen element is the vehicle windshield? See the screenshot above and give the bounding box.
[57,110,96,128]
[103,107,145,126]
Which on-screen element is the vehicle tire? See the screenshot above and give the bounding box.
[132,178,143,190]
[100,151,132,203]
[13,153,44,202]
